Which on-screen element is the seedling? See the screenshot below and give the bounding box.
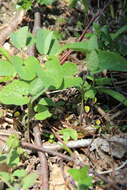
[68,166,93,190]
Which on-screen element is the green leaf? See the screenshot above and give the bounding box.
[37,0,54,5]
[98,88,127,107]
[59,128,78,143]
[83,81,91,91]
[0,47,11,60]
[37,57,63,89]
[86,50,99,74]
[39,97,55,106]
[12,169,27,178]
[0,80,30,105]
[29,77,45,96]
[86,50,127,74]
[111,25,127,40]
[84,88,96,100]
[29,77,47,103]
[0,155,7,163]
[0,76,13,83]
[17,0,32,10]
[95,77,112,85]
[61,62,82,88]
[36,29,53,54]
[35,105,52,120]
[97,50,127,72]
[6,149,19,167]
[0,60,16,76]
[11,56,39,81]
[63,76,82,89]
[63,35,98,53]
[68,166,92,187]
[62,62,78,76]
[48,37,61,56]
[116,35,127,56]
[22,173,38,189]
[26,32,35,47]
[10,26,29,49]
[6,135,19,149]
[0,172,11,183]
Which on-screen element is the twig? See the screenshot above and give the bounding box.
[94,172,120,190]
[42,139,92,151]
[0,129,21,136]
[0,9,25,45]
[0,129,93,151]
[27,5,41,56]
[95,105,114,126]
[110,108,127,120]
[98,160,127,175]
[27,9,49,189]
[21,141,74,162]
[33,123,49,190]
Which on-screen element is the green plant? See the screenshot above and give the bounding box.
[93,23,127,56]
[0,135,38,190]
[59,128,78,143]
[0,25,82,188]
[0,27,82,130]
[68,166,93,190]
[63,26,127,107]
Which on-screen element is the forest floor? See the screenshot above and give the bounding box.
[0,0,127,190]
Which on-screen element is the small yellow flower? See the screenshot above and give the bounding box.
[13,111,20,117]
[92,97,97,104]
[84,105,90,113]
[95,119,101,125]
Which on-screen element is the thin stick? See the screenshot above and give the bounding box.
[98,160,127,175]
[21,141,74,162]
[95,105,114,126]
[94,172,120,190]
[33,123,49,190]
[27,5,41,56]
[42,139,92,151]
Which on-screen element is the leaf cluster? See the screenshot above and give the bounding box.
[0,27,82,121]
[0,135,38,190]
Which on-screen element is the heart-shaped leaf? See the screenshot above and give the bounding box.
[36,29,53,54]
[63,35,98,53]
[0,47,11,60]
[35,105,52,120]
[59,128,78,143]
[0,80,30,105]
[10,26,29,49]
[86,50,127,74]
[37,57,63,89]
[22,173,38,189]
[0,60,16,76]
[61,62,82,88]
[11,56,39,81]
